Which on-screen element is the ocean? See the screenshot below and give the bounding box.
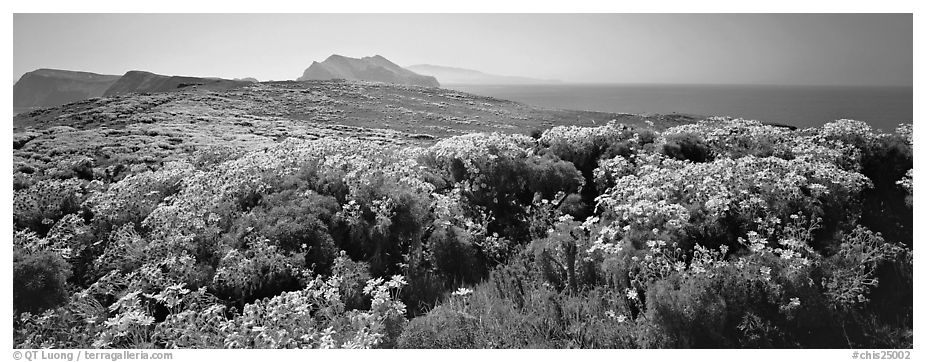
[445,84,913,131]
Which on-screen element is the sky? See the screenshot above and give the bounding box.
[13,13,913,86]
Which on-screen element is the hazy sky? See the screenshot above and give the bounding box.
[13,13,912,86]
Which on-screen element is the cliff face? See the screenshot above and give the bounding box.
[298,55,439,87]
[103,71,251,97]
[14,69,121,111]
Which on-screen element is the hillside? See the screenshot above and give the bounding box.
[13,79,699,182]
[103,70,251,97]
[299,55,439,87]
[407,64,561,85]
[13,69,121,113]
[13,78,910,350]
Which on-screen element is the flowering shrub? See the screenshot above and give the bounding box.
[92,224,150,278]
[84,161,193,230]
[822,227,906,310]
[897,169,912,207]
[13,247,73,313]
[662,132,712,162]
[46,156,96,180]
[538,121,636,168]
[14,178,87,235]
[529,215,600,293]
[661,118,857,167]
[212,236,304,304]
[592,153,870,256]
[12,117,912,348]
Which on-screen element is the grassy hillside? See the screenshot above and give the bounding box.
[14,80,698,182]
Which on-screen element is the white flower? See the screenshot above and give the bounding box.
[452,287,473,297]
[625,288,638,300]
[386,275,407,289]
[760,266,772,281]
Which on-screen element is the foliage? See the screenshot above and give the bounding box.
[14,248,73,314]
[14,178,88,235]
[12,118,912,349]
[662,132,712,162]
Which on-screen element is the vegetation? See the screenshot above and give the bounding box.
[12,117,912,349]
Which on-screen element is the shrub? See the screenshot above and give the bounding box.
[331,252,371,310]
[558,193,589,219]
[226,189,340,273]
[84,161,192,231]
[524,155,584,200]
[211,236,304,305]
[11,118,913,349]
[856,134,913,246]
[528,128,543,139]
[662,132,711,162]
[46,156,96,180]
[397,306,480,348]
[14,179,87,236]
[428,226,484,285]
[14,248,73,314]
[190,145,246,170]
[642,274,730,348]
[538,122,635,172]
[92,224,149,278]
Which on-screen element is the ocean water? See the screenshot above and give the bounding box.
[446,84,913,130]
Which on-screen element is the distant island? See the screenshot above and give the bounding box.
[103,70,250,97]
[13,69,251,113]
[13,69,121,113]
[14,55,570,113]
[298,54,439,87]
[407,64,562,85]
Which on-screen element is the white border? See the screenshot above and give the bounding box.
[3,2,922,361]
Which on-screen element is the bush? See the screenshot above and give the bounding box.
[85,162,192,232]
[211,237,304,305]
[397,306,481,348]
[524,155,584,200]
[428,226,484,285]
[10,120,914,349]
[857,135,913,246]
[14,248,73,314]
[226,189,340,273]
[14,179,87,236]
[528,128,543,139]
[662,132,711,163]
[331,252,371,310]
[642,274,730,348]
